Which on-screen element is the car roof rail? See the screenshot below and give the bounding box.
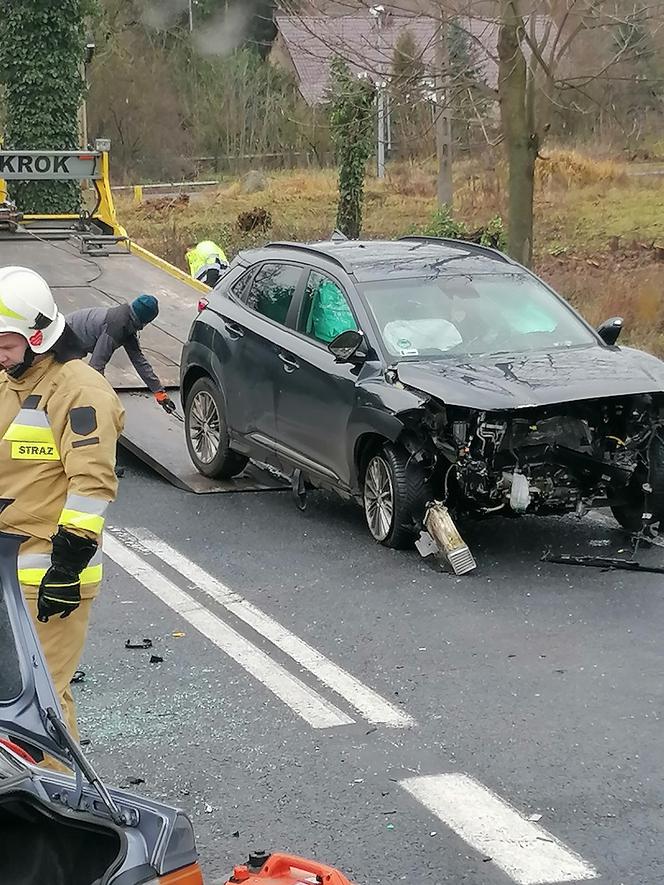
[264,241,349,271]
[398,235,514,264]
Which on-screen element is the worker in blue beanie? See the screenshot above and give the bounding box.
[66,295,176,414]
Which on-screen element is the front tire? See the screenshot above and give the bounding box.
[611,434,664,531]
[362,444,429,549]
[185,377,248,479]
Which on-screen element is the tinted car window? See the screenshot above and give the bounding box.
[245,263,302,326]
[362,272,596,359]
[229,268,253,300]
[299,271,358,344]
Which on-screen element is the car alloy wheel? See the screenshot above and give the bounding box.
[364,455,395,541]
[188,389,221,464]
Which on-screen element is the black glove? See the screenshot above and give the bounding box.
[37,529,98,623]
[154,390,177,414]
[37,568,81,623]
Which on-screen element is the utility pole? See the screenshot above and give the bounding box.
[435,6,453,207]
[78,62,88,149]
[377,85,386,179]
[79,41,95,150]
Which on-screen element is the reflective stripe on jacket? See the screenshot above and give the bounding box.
[0,356,124,593]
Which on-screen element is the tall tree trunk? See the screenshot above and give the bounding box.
[497,0,539,266]
[435,8,453,207]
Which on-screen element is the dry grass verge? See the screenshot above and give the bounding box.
[117,150,664,356]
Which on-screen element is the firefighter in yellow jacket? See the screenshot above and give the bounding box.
[0,266,124,756]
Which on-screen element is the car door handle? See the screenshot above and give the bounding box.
[278,352,300,373]
[223,318,244,339]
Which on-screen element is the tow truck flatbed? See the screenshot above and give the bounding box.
[0,150,285,494]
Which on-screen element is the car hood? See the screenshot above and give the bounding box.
[0,524,72,767]
[395,345,664,411]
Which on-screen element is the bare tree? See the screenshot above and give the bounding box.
[277,1,492,208]
[494,0,664,265]
[285,0,664,265]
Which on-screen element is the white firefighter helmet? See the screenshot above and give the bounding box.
[0,266,65,353]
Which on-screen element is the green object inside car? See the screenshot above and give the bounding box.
[307,279,357,343]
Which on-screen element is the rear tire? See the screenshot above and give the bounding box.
[362,444,429,549]
[611,434,664,531]
[185,376,248,479]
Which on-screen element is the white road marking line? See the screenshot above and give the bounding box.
[400,774,598,885]
[104,533,354,729]
[125,527,415,728]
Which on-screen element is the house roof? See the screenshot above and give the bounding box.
[275,13,503,105]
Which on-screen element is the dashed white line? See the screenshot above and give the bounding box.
[125,526,415,728]
[400,774,598,885]
[104,533,354,729]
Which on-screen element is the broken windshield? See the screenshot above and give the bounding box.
[362,272,596,360]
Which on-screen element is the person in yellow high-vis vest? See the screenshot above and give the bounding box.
[185,240,229,287]
[0,266,124,765]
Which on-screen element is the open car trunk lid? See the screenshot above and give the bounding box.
[0,521,203,885]
[0,524,130,884]
[0,526,73,767]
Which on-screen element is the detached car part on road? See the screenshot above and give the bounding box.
[181,237,664,549]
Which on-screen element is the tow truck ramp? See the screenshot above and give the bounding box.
[0,149,284,495]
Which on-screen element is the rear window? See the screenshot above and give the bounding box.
[244,263,302,326]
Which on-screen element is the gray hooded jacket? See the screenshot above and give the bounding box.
[66,303,162,393]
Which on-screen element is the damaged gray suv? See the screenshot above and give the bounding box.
[181,237,664,547]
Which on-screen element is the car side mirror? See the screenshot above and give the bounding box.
[597,316,623,346]
[328,330,368,363]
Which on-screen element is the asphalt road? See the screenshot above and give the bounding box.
[75,451,664,885]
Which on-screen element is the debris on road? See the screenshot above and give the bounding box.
[149,654,164,664]
[172,631,186,638]
[542,551,664,574]
[125,638,153,649]
[70,669,85,684]
[415,530,438,559]
[528,813,543,822]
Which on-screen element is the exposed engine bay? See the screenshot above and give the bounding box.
[403,393,664,519]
